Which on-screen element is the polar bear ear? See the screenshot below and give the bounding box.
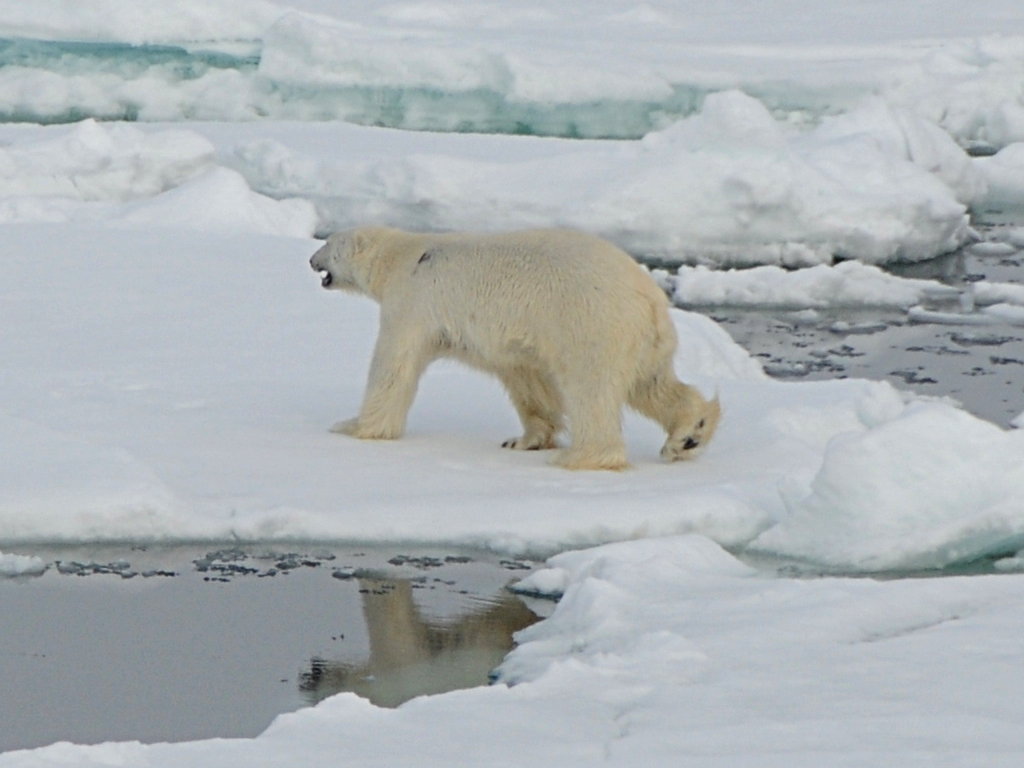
[340,229,384,297]
[348,228,371,257]
[324,230,350,256]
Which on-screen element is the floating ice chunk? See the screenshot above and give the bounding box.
[974,143,1024,209]
[829,320,889,335]
[666,261,959,309]
[908,303,1024,326]
[886,37,1024,150]
[750,401,1024,572]
[971,281,1024,307]
[520,536,756,598]
[500,536,749,683]
[981,303,1024,325]
[0,551,46,577]
[907,306,997,325]
[968,241,1019,257]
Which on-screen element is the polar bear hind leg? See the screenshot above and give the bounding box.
[498,365,564,450]
[628,364,721,461]
[554,374,630,471]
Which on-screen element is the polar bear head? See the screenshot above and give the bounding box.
[309,229,372,295]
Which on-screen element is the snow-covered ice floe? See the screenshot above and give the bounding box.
[0,120,316,237]
[0,90,996,267]
[3,224,1023,570]
[0,0,1022,150]
[659,261,962,309]
[908,303,1024,327]
[221,92,983,266]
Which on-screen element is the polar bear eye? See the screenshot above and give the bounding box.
[697,419,706,429]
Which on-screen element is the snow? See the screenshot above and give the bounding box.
[2,1,1024,765]
[2,91,988,266]
[1,224,771,551]
[217,91,981,265]
[0,120,316,236]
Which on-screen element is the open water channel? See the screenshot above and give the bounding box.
[0,545,548,751]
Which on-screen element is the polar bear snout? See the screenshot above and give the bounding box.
[309,247,334,288]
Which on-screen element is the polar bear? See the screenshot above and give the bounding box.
[310,227,720,470]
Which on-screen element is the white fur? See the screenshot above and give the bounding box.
[310,227,720,470]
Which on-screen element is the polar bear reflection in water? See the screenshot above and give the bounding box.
[298,578,539,708]
[310,227,720,470]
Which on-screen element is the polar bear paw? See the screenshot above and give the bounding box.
[660,433,703,461]
[660,397,722,462]
[554,447,629,472]
[330,418,360,435]
[330,418,400,440]
[501,434,557,451]
[660,413,717,461]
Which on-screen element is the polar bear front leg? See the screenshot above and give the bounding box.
[334,323,433,440]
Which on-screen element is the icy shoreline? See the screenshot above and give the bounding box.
[3,1,1024,765]
[5,538,1024,767]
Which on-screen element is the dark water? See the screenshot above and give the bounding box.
[709,225,1024,427]
[298,577,538,709]
[0,545,546,752]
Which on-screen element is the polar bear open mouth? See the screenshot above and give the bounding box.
[318,270,333,288]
